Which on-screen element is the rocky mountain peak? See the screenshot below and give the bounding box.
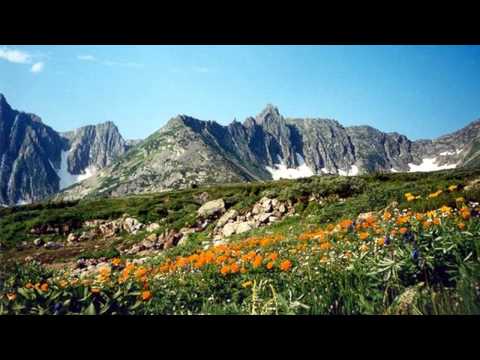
[256,104,282,125]
[0,93,12,113]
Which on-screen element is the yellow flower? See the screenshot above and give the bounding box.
[359,244,369,252]
[440,205,452,216]
[111,258,122,267]
[383,211,392,221]
[448,185,458,192]
[456,197,465,203]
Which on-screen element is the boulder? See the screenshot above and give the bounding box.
[256,212,273,224]
[222,222,237,237]
[216,209,239,228]
[146,223,161,233]
[235,222,253,234]
[278,203,287,214]
[123,217,143,234]
[33,238,44,247]
[67,233,78,243]
[268,216,279,223]
[197,198,225,218]
[141,239,155,249]
[196,192,210,204]
[44,241,63,250]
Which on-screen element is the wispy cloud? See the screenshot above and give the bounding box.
[77,54,143,68]
[0,46,46,75]
[0,46,31,64]
[30,62,44,74]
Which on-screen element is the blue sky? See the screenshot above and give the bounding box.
[1,45,479,140]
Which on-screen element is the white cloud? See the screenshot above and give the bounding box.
[77,54,96,61]
[30,62,44,73]
[0,46,31,64]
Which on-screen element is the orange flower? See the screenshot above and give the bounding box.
[230,262,240,274]
[399,227,408,235]
[135,267,148,280]
[40,283,49,292]
[340,219,353,230]
[458,222,466,230]
[268,252,279,261]
[460,207,471,220]
[396,215,409,225]
[91,287,101,294]
[358,232,369,241]
[279,260,292,272]
[240,267,247,274]
[433,218,441,225]
[320,242,333,250]
[376,237,385,246]
[141,290,153,301]
[383,211,392,221]
[220,264,230,275]
[59,280,68,288]
[423,220,432,229]
[415,213,424,221]
[6,293,16,301]
[266,261,274,270]
[252,255,263,268]
[25,283,34,289]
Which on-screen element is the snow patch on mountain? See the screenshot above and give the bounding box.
[266,153,314,180]
[408,158,457,172]
[54,150,97,190]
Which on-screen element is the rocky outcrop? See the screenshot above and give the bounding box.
[212,197,295,241]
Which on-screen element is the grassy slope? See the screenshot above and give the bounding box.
[1,167,480,314]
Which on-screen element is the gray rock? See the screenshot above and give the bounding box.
[235,222,253,234]
[216,209,239,228]
[197,198,225,218]
[222,222,237,237]
[44,241,63,250]
[146,223,161,233]
[67,233,78,243]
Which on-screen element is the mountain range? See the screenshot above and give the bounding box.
[1,93,479,205]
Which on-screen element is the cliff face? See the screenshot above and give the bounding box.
[0,95,127,205]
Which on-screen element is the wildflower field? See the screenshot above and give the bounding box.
[1,168,480,315]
